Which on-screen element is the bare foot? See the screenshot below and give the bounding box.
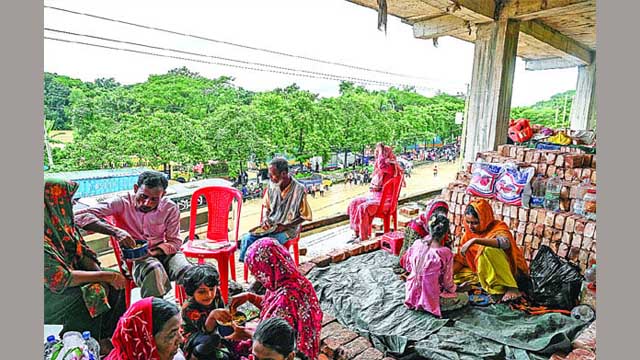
[501,288,521,303]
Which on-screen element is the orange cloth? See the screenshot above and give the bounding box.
[454,199,528,277]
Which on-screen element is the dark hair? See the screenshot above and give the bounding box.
[151,298,180,335]
[182,264,220,296]
[270,157,289,174]
[137,171,169,190]
[428,213,450,241]
[465,205,479,219]
[253,317,296,357]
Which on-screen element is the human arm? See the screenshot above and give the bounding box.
[154,204,182,256]
[229,292,264,313]
[204,309,234,333]
[74,198,136,248]
[440,253,457,294]
[44,247,126,292]
[459,236,511,256]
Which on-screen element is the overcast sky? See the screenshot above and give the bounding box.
[44,0,579,106]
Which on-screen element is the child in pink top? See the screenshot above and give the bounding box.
[404,214,467,317]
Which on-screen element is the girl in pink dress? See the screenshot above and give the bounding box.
[404,214,468,317]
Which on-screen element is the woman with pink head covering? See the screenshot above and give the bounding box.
[347,142,403,241]
[229,238,323,360]
[397,199,450,271]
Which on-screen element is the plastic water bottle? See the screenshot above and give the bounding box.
[58,331,86,360]
[44,335,58,360]
[544,174,562,212]
[530,174,546,208]
[572,177,591,215]
[82,331,100,357]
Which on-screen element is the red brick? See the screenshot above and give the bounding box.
[579,249,590,265]
[498,145,509,157]
[532,236,542,249]
[336,337,372,360]
[544,211,556,227]
[518,208,529,222]
[584,222,596,238]
[516,148,526,162]
[565,216,576,233]
[541,237,551,248]
[549,240,560,253]
[564,154,584,168]
[545,152,557,165]
[503,217,512,228]
[558,243,569,258]
[552,229,563,242]
[537,209,547,224]
[537,163,548,176]
[582,154,593,167]
[546,165,557,177]
[590,170,597,184]
[361,239,380,252]
[322,313,337,326]
[502,204,511,217]
[516,233,525,246]
[511,219,519,231]
[582,237,594,251]
[321,321,346,341]
[571,234,583,248]
[554,154,565,167]
[554,213,567,230]
[509,146,517,158]
[312,255,332,267]
[524,150,534,163]
[543,226,553,239]
[494,202,503,217]
[561,232,573,245]
[353,348,385,360]
[574,219,586,235]
[582,168,592,179]
[347,244,366,257]
[568,247,581,262]
[298,262,317,276]
[329,249,350,263]
[517,221,527,234]
[526,223,535,235]
[509,206,517,219]
[456,192,465,204]
[322,330,359,359]
[534,223,545,237]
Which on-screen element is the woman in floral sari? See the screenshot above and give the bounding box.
[44,178,127,351]
[229,238,323,360]
[347,142,402,241]
[453,199,529,302]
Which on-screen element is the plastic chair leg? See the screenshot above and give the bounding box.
[218,256,229,304]
[229,256,237,282]
[292,242,300,266]
[383,216,391,233]
[243,263,249,283]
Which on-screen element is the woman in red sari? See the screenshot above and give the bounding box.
[347,142,402,241]
[105,297,184,360]
[229,238,323,360]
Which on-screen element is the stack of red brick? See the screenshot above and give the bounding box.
[442,144,597,272]
[296,239,398,360]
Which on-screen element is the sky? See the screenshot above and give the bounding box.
[44,0,579,107]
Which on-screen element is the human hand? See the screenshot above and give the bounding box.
[108,272,127,290]
[209,309,233,324]
[115,229,136,249]
[225,324,252,341]
[460,239,476,256]
[274,224,287,233]
[229,292,254,313]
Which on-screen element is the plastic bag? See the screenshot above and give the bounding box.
[527,245,583,310]
[466,162,503,198]
[495,163,535,207]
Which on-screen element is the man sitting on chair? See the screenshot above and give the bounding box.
[75,171,193,298]
[238,157,312,262]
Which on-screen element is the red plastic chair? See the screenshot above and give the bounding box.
[243,188,301,282]
[106,216,187,308]
[370,174,404,237]
[181,186,242,303]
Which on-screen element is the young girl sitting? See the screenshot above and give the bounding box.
[403,214,468,317]
[181,264,247,360]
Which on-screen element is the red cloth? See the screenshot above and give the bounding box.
[246,238,323,360]
[105,297,160,360]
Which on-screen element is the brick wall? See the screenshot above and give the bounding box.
[443,144,597,272]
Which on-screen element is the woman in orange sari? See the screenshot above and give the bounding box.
[453,199,529,302]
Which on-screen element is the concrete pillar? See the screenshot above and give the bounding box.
[569,56,596,130]
[463,19,520,164]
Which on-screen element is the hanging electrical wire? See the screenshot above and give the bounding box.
[43,4,466,87]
